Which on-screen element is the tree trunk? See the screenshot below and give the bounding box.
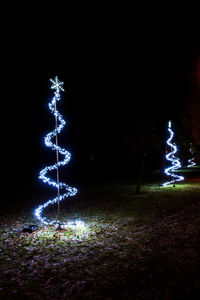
[135,152,145,195]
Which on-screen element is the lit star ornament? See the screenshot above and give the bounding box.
[50,76,65,93]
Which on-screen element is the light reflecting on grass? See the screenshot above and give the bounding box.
[32,220,89,242]
[143,182,200,193]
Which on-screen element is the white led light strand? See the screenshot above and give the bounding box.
[34,76,78,226]
[162,121,184,187]
[187,145,196,168]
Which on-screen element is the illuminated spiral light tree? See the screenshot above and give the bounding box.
[162,121,184,187]
[34,76,80,228]
[187,145,196,167]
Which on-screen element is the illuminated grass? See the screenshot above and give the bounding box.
[1,181,200,298]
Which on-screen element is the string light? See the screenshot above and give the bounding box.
[162,121,184,187]
[187,145,196,167]
[34,76,78,226]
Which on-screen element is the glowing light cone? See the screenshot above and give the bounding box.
[187,144,196,167]
[34,76,79,226]
[162,121,184,187]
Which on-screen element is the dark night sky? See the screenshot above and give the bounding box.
[1,14,200,196]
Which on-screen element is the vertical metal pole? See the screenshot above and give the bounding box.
[54,98,61,227]
[171,144,175,187]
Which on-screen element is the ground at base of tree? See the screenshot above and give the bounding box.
[1,180,200,299]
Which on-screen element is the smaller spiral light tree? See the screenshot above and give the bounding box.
[34,76,82,229]
[187,144,196,168]
[162,121,184,187]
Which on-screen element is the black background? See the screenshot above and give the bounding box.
[1,9,200,200]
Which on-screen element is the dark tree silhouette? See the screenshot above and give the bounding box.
[124,113,161,194]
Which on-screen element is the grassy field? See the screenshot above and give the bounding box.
[0,174,200,299]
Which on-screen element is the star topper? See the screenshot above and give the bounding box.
[50,76,65,93]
